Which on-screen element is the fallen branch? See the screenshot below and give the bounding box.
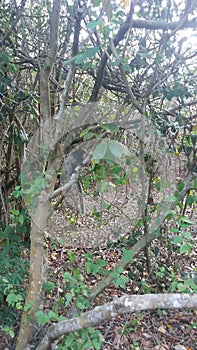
[36,293,197,350]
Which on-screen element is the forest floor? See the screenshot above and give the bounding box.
[44,237,197,350]
[40,178,197,350]
[1,211,196,350]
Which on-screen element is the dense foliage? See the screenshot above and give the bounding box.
[0,0,196,349]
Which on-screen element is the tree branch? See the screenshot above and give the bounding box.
[54,3,84,132]
[89,2,196,103]
[132,17,196,30]
[89,2,134,102]
[36,293,197,350]
[40,0,61,122]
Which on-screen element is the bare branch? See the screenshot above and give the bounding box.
[49,152,91,200]
[132,17,196,31]
[36,293,197,350]
[40,0,61,122]
[55,3,84,130]
[89,2,134,102]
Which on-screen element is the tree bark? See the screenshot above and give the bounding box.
[15,192,50,349]
[16,1,61,348]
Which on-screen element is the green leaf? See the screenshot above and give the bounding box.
[65,293,73,306]
[117,266,124,274]
[76,301,86,310]
[48,310,59,321]
[182,231,193,240]
[184,278,197,291]
[36,311,49,325]
[6,293,23,306]
[9,329,15,338]
[180,217,195,225]
[177,181,184,191]
[93,142,108,161]
[103,25,110,38]
[165,195,178,202]
[18,214,24,225]
[187,194,197,205]
[86,19,103,30]
[108,140,123,158]
[97,259,107,267]
[1,51,10,63]
[177,283,188,292]
[123,62,132,72]
[80,125,97,138]
[3,326,15,338]
[170,227,179,233]
[180,243,192,254]
[74,54,86,64]
[178,222,192,229]
[63,56,75,65]
[75,46,100,64]
[108,140,130,158]
[42,281,56,293]
[191,323,197,329]
[113,274,130,289]
[101,123,119,133]
[92,0,102,7]
[63,333,75,347]
[62,271,73,281]
[83,132,95,140]
[9,63,18,74]
[24,303,33,311]
[81,328,89,343]
[155,179,162,191]
[170,280,178,292]
[132,166,139,173]
[67,250,76,263]
[123,248,134,263]
[84,46,100,58]
[86,261,93,274]
[171,236,183,245]
[85,253,93,260]
[10,209,19,216]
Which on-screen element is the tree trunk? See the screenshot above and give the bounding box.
[16,191,50,349]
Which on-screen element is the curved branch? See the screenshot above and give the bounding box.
[89,2,134,102]
[89,1,196,103]
[36,293,197,350]
[132,17,196,30]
